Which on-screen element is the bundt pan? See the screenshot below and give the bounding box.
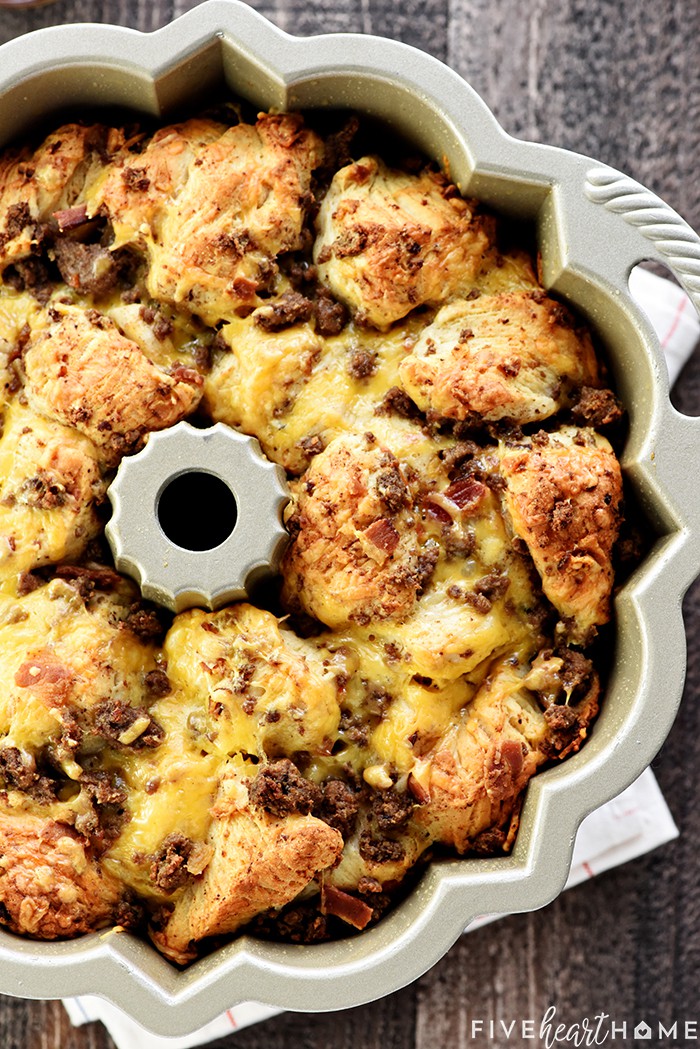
[1,0,700,1034]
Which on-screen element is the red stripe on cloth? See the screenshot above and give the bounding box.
[583,861,595,879]
[661,294,688,349]
[226,1009,238,1028]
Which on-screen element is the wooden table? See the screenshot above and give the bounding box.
[0,2,699,1046]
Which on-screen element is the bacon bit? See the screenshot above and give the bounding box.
[444,478,486,511]
[407,771,431,805]
[421,498,453,525]
[363,517,399,554]
[52,203,89,232]
[321,883,373,930]
[169,363,204,387]
[14,653,72,706]
[348,163,373,185]
[15,658,70,689]
[485,740,527,801]
[232,277,258,299]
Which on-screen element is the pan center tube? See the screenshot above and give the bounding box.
[157,470,239,552]
[105,421,289,613]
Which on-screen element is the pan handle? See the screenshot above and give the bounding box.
[574,163,700,585]
[584,166,700,319]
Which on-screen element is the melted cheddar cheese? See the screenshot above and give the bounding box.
[0,105,623,958]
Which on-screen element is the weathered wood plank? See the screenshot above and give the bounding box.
[447,0,700,227]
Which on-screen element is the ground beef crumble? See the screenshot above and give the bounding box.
[0,746,57,803]
[54,240,130,298]
[348,348,377,380]
[150,833,195,894]
[3,257,52,302]
[17,473,67,510]
[315,287,348,335]
[571,386,624,427]
[557,647,594,697]
[81,769,127,807]
[55,564,122,599]
[376,386,421,419]
[123,604,168,644]
[374,465,409,514]
[93,699,165,749]
[370,788,414,831]
[250,903,331,944]
[248,759,321,817]
[359,830,406,864]
[2,201,32,242]
[469,824,509,856]
[144,669,171,697]
[315,779,360,838]
[299,434,325,458]
[74,770,129,849]
[255,291,314,332]
[543,704,582,753]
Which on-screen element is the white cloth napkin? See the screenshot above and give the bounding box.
[63,265,698,1047]
[628,265,699,384]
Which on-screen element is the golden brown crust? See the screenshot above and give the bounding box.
[90,118,224,251]
[412,652,600,851]
[499,428,623,641]
[150,807,343,963]
[23,306,202,466]
[0,105,628,954]
[398,291,599,424]
[102,114,323,324]
[409,660,546,851]
[0,813,123,938]
[315,157,494,329]
[0,580,162,760]
[281,433,434,628]
[0,125,113,267]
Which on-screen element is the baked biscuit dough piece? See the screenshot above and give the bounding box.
[0,812,124,938]
[0,124,115,267]
[145,114,323,324]
[499,428,622,643]
[0,401,104,583]
[364,577,531,686]
[23,305,202,466]
[281,433,433,628]
[314,157,494,329]
[164,604,344,759]
[398,291,599,424]
[151,802,343,963]
[0,579,162,770]
[89,118,225,250]
[412,659,549,852]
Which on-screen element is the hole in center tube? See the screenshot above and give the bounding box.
[157,471,237,551]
